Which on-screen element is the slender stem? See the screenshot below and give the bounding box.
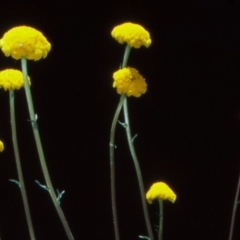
[123,99,154,240]
[122,45,131,68]
[158,200,163,240]
[9,90,36,240]
[228,171,240,240]
[21,57,74,240]
[110,94,126,240]
[109,45,131,240]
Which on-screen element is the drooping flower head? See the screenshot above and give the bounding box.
[111,22,152,48]
[0,140,4,152]
[0,26,51,60]
[146,182,177,204]
[113,67,147,97]
[0,69,30,91]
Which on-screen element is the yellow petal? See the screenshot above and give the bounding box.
[111,22,151,48]
[146,182,177,204]
[0,26,51,60]
[112,67,147,97]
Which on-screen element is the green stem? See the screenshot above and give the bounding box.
[122,45,131,68]
[109,45,131,240]
[9,90,36,240]
[21,57,74,240]
[158,199,163,240]
[228,172,240,240]
[123,99,154,240]
[110,94,126,240]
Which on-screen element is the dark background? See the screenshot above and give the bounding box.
[0,0,240,240]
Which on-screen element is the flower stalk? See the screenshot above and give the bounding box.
[122,44,154,240]
[228,172,240,240]
[9,89,36,240]
[110,94,126,240]
[122,45,131,67]
[158,199,163,240]
[21,57,74,240]
[110,45,131,240]
[122,98,154,240]
[110,44,154,240]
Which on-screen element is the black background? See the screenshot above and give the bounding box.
[0,0,240,240]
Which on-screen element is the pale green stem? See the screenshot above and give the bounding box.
[21,57,74,240]
[110,94,126,240]
[122,45,131,68]
[158,199,163,240]
[228,172,240,240]
[109,45,131,240]
[9,90,36,240]
[123,99,154,240]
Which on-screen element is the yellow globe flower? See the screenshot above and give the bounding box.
[146,182,177,204]
[0,140,4,152]
[0,69,30,91]
[0,26,51,60]
[113,67,147,97]
[111,22,151,48]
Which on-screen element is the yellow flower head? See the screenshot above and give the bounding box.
[111,22,152,48]
[0,69,30,91]
[113,67,147,97]
[0,26,51,60]
[146,182,177,204]
[0,140,4,152]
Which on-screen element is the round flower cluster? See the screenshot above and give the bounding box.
[113,67,147,97]
[0,69,30,91]
[111,22,151,48]
[0,140,4,152]
[146,182,177,204]
[0,26,51,60]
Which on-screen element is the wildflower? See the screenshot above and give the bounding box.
[111,22,151,48]
[0,69,30,91]
[113,67,147,97]
[0,26,51,60]
[146,182,177,204]
[0,140,4,152]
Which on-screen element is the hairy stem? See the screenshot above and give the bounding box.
[9,90,36,240]
[21,57,74,240]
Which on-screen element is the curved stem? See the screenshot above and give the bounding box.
[158,200,163,240]
[109,45,131,240]
[9,90,36,240]
[123,99,154,240]
[110,94,126,240]
[21,58,74,240]
[228,171,240,240]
